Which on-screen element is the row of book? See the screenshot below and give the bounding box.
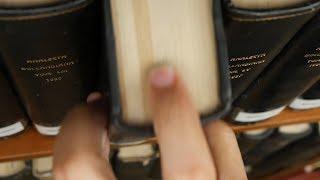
[238,122,320,179]
[111,122,320,180]
[0,157,53,180]
[0,0,319,143]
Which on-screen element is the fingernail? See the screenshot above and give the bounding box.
[149,66,175,89]
[87,92,103,104]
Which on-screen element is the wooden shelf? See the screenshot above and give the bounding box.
[230,108,320,133]
[0,127,54,162]
[0,108,320,167]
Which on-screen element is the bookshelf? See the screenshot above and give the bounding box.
[0,108,319,178]
[0,127,54,162]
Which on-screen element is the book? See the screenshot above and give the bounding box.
[237,129,274,156]
[224,0,320,101]
[231,12,320,123]
[0,0,65,8]
[0,63,27,138]
[0,0,100,135]
[249,124,320,178]
[114,144,156,180]
[0,161,26,178]
[244,123,312,166]
[231,0,310,10]
[104,0,230,144]
[32,157,53,180]
[290,81,320,110]
[109,0,229,125]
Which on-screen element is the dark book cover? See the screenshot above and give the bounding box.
[237,129,274,156]
[0,0,100,135]
[232,12,320,123]
[223,0,320,100]
[0,62,27,138]
[290,81,320,110]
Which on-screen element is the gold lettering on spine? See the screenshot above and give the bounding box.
[305,48,320,68]
[229,53,267,80]
[19,55,77,84]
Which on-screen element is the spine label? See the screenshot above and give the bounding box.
[234,106,286,122]
[289,98,320,110]
[35,124,61,136]
[0,121,24,137]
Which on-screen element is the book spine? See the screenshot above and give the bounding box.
[32,157,53,179]
[0,0,100,135]
[290,81,320,110]
[114,144,156,179]
[232,12,320,123]
[0,63,27,138]
[249,124,320,178]
[224,1,320,100]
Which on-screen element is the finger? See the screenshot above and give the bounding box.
[149,66,217,180]
[53,97,115,180]
[205,121,247,180]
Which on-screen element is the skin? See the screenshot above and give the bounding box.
[53,66,247,180]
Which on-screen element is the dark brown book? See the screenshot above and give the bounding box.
[231,12,320,123]
[224,0,320,101]
[0,0,100,135]
[0,62,27,138]
[290,81,320,110]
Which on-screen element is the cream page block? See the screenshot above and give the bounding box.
[111,0,219,125]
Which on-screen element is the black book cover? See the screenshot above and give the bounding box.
[290,81,320,110]
[0,62,27,138]
[223,0,320,100]
[0,0,100,135]
[232,12,320,123]
[237,129,274,156]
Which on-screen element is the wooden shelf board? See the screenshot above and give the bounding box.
[0,108,320,163]
[230,108,320,133]
[0,127,54,162]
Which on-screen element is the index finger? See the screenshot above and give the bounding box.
[148,67,216,179]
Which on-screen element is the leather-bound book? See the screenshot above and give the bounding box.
[238,128,274,156]
[32,157,53,180]
[0,0,66,8]
[114,144,156,180]
[103,0,231,145]
[0,62,27,138]
[0,0,100,135]
[244,123,312,166]
[224,0,320,101]
[290,81,320,110]
[0,161,26,179]
[249,123,320,178]
[231,12,320,123]
[231,0,311,9]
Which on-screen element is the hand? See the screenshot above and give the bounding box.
[53,66,247,180]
